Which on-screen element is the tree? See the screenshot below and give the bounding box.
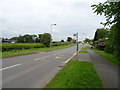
[2,38,8,40]
[67,37,72,42]
[60,39,64,42]
[31,35,37,43]
[37,34,42,43]
[84,38,90,43]
[17,35,24,43]
[23,34,33,43]
[91,1,120,57]
[41,33,51,47]
[94,28,108,41]
[10,37,18,40]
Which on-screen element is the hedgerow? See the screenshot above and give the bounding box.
[2,43,45,52]
[2,42,72,52]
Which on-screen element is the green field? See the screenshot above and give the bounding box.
[1,44,75,58]
[45,60,103,88]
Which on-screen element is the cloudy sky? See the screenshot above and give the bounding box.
[0,0,107,41]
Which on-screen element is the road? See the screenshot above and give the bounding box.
[2,45,81,88]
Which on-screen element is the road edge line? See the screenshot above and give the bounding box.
[64,52,77,64]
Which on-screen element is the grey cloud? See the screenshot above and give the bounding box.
[1,0,106,40]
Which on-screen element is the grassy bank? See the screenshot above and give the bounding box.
[96,51,120,67]
[91,47,120,67]
[1,44,75,58]
[45,61,103,88]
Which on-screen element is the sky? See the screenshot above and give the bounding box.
[0,0,107,41]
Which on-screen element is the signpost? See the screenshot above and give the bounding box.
[73,33,79,52]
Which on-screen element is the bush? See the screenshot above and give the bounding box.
[105,41,114,54]
[52,42,71,46]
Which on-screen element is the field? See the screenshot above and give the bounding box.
[1,42,72,52]
[1,42,74,58]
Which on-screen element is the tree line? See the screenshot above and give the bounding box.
[91,1,120,58]
[2,33,51,47]
[2,33,75,47]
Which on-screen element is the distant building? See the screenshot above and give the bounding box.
[2,40,17,43]
[94,39,105,50]
[70,39,76,43]
[52,41,61,43]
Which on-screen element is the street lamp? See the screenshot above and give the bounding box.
[50,24,57,48]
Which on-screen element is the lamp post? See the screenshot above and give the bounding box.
[50,24,56,48]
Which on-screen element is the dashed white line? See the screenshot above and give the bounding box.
[41,56,49,59]
[0,64,21,71]
[34,58,41,61]
[34,56,49,61]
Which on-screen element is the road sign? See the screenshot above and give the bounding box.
[73,33,77,36]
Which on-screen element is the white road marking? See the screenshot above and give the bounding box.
[64,53,77,63]
[0,64,21,71]
[41,56,49,59]
[34,56,49,61]
[56,56,61,59]
[55,55,64,59]
[34,58,41,61]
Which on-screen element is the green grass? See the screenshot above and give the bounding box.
[45,60,103,88]
[91,47,101,51]
[81,47,87,50]
[1,44,75,58]
[96,51,120,67]
[79,51,88,53]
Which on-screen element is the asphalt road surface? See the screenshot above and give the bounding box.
[2,45,81,88]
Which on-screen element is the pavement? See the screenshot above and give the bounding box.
[72,53,92,62]
[2,45,81,88]
[73,45,119,88]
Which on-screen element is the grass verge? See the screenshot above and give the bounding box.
[1,44,75,58]
[91,47,101,51]
[45,60,103,88]
[79,51,88,53]
[81,47,87,50]
[96,51,120,67]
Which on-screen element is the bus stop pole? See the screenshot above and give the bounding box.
[76,32,79,52]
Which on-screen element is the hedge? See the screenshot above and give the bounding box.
[2,42,72,52]
[52,42,71,46]
[2,43,45,52]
